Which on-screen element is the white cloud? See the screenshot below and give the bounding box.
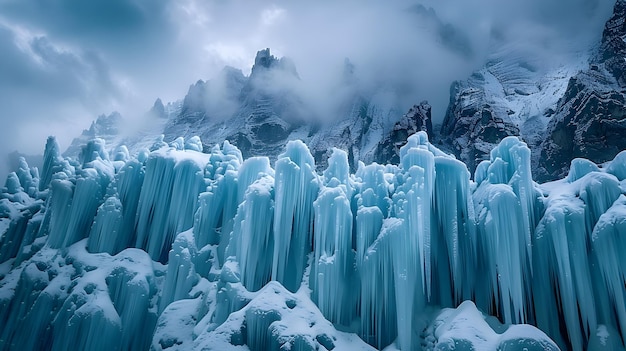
[261,6,286,27]
[0,0,616,182]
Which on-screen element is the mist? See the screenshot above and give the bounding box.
[0,0,615,182]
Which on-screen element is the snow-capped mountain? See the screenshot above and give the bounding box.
[440,44,584,174]
[65,48,430,173]
[441,0,626,181]
[65,98,180,160]
[539,0,626,180]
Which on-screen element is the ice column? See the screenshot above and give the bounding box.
[87,197,124,255]
[39,136,62,191]
[533,194,595,351]
[231,175,275,292]
[433,157,476,303]
[311,149,355,326]
[591,195,626,344]
[360,218,402,349]
[135,149,206,263]
[397,133,434,303]
[272,140,319,292]
[193,142,241,264]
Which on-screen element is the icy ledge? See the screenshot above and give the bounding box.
[0,132,625,351]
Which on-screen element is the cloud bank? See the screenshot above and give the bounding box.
[0,0,614,181]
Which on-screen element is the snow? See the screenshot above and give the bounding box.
[1,131,625,351]
[0,239,160,350]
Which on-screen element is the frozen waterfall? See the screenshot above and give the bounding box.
[0,132,625,351]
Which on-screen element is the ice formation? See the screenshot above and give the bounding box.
[1,131,625,351]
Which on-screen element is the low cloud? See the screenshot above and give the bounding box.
[0,0,615,181]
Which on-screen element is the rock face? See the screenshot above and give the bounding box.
[538,0,626,180]
[539,69,626,180]
[63,48,437,172]
[162,48,310,160]
[442,0,626,181]
[441,72,522,172]
[439,42,580,176]
[374,101,433,165]
[597,0,626,86]
[160,49,433,171]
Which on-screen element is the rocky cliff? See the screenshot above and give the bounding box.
[538,0,626,180]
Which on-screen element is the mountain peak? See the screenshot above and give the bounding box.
[596,0,626,85]
[250,48,299,78]
[253,48,277,70]
[150,98,166,119]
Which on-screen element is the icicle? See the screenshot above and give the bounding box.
[115,159,145,249]
[134,147,208,263]
[433,156,476,303]
[533,193,596,351]
[474,183,530,325]
[64,169,109,248]
[311,184,355,326]
[567,158,600,183]
[271,140,319,292]
[45,178,75,248]
[16,157,37,197]
[87,197,123,255]
[39,136,62,191]
[193,142,242,264]
[78,138,110,166]
[360,218,401,349]
[170,136,185,150]
[398,142,434,303]
[106,252,158,350]
[591,195,626,346]
[231,175,275,292]
[168,159,206,234]
[578,172,621,234]
[355,162,390,217]
[4,172,22,195]
[160,230,200,313]
[52,287,123,351]
[112,145,130,162]
[237,157,274,204]
[355,206,383,269]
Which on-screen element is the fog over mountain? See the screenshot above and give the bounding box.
[0,0,614,181]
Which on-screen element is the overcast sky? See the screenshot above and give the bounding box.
[0,0,614,181]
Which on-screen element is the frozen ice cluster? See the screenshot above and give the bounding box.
[1,132,625,351]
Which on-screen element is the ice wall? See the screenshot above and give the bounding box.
[1,131,625,351]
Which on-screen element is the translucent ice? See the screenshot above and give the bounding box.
[0,131,624,351]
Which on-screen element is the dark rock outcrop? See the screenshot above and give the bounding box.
[374,101,434,165]
[163,48,425,170]
[596,0,626,87]
[538,0,626,180]
[440,72,520,172]
[441,0,626,180]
